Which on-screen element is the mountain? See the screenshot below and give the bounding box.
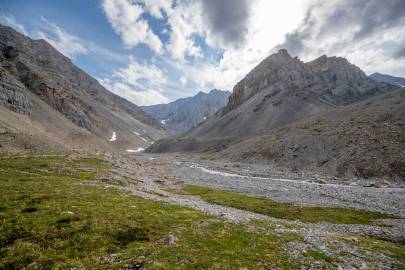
[148,49,398,153]
[369,72,405,87]
[0,25,168,153]
[218,88,405,181]
[142,89,230,133]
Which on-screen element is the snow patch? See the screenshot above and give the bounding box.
[126,148,145,153]
[203,116,207,120]
[161,119,166,124]
[109,132,117,142]
[133,131,149,143]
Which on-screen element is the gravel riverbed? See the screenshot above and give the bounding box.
[92,152,405,269]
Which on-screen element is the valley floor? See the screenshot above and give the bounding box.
[0,153,404,269]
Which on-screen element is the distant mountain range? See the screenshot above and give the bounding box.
[1,23,404,181]
[0,24,168,153]
[142,89,230,133]
[369,72,405,87]
[150,49,396,147]
[148,49,404,180]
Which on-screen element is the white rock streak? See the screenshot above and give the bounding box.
[126,148,145,153]
[109,131,117,142]
[133,131,149,143]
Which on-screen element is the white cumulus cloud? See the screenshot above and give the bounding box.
[99,56,170,105]
[101,0,163,53]
[35,18,88,58]
[0,14,28,35]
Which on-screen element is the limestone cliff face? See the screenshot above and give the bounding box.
[0,70,32,115]
[223,49,307,115]
[304,55,391,105]
[223,49,395,115]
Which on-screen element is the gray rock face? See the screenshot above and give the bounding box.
[224,50,395,115]
[0,24,163,131]
[219,88,405,181]
[223,49,307,115]
[0,70,31,115]
[148,49,398,153]
[142,89,230,133]
[369,72,405,87]
[305,56,393,105]
[0,24,168,152]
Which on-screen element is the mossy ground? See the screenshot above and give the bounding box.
[179,185,395,224]
[329,234,405,268]
[0,155,308,269]
[357,236,405,264]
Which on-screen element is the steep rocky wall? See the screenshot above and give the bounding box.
[221,50,397,115]
[0,71,32,115]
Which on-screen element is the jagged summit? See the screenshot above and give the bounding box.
[306,54,367,81]
[223,49,394,116]
[148,49,398,153]
[142,89,231,133]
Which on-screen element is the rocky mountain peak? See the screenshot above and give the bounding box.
[142,89,230,133]
[306,55,367,81]
[222,49,307,114]
[221,49,396,115]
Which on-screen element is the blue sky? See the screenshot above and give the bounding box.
[1,0,404,105]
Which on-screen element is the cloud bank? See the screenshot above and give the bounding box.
[4,0,405,106]
[276,0,405,76]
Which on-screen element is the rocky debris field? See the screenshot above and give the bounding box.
[97,152,405,268]
[1,153,404,269]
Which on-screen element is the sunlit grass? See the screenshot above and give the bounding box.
[179,185,395,224]
[0,155,307,269]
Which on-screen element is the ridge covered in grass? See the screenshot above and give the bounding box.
[179,185,395,224]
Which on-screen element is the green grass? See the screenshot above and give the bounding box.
[331,234,405,268]
[358,236,405,263]
[0,155,309,269]
[179,185,395,225]
[304,250,337,264]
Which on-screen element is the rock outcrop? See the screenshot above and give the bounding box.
[0,70,32,115]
